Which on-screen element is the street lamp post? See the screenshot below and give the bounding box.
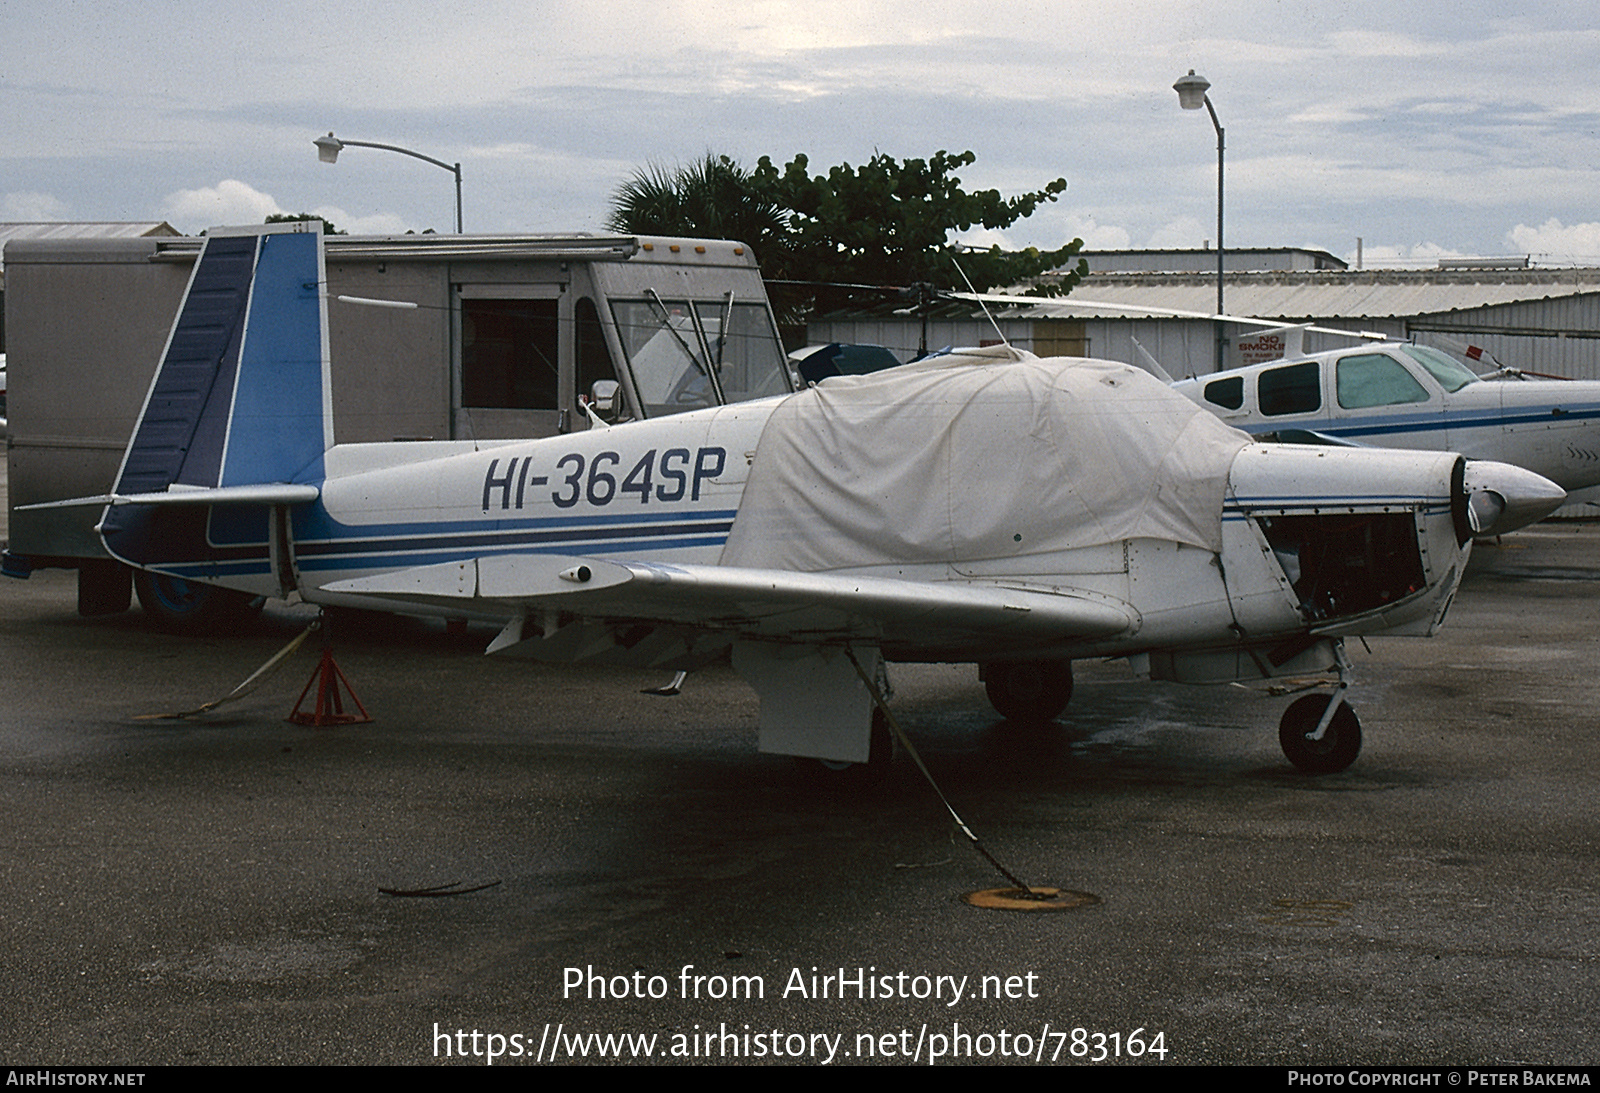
[1173,70,1225,372]
[313,132,463,234]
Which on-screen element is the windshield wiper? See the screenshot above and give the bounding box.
[713,291,733,373]
[644,288,724,402]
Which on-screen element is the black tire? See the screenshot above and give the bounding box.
[134,570,262,634]
[1278,694,1362,774]
[983,661,1073,724]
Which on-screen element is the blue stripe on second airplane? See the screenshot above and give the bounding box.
[1239,402,1600,441]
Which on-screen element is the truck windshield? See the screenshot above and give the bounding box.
[611,294,790,417]
[695,299,791,403]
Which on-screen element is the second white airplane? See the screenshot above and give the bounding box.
[1170,339,1600,495]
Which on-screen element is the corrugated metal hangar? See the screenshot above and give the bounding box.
[808,248,1600,381]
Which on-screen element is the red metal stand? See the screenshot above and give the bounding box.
[287,645,372,726]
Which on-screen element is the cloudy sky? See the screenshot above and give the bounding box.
[4,1,1599,267]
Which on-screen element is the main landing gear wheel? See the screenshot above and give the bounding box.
[982,661,1073,725]
[1278,694,1362,774]
[134,570,263,634]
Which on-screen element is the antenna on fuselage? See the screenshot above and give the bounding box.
[950,252,1011,349]
[1128,336,1175,382]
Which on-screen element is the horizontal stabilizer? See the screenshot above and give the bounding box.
[20,483,320,512]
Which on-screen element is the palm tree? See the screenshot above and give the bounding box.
[607,154,789,272]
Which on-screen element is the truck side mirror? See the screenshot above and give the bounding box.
[589,379,620,418]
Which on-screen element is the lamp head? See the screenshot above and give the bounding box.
[1173,70,1211,111]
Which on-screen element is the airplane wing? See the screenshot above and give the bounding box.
[948,291,1391,343]
[324,554,1137,654]
[1253,428,1365,448]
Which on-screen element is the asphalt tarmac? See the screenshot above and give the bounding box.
[1,512,1597,1065]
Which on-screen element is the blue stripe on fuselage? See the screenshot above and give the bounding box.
[173,503,739,578]
[1238,403,1600,440]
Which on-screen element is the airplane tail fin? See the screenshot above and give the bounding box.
[113,222,332,498]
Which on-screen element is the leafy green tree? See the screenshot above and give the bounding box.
[607,149,1084,325]
[751,150,1079,291]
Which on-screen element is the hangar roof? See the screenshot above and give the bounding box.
[0,222,181,247]
[1003,268,1600,322]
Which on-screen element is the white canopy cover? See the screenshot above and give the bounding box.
[720,346,1249,571]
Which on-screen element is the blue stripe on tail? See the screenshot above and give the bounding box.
[223,229,330,486]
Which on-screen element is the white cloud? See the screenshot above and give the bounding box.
[2,191,70,219]
[153,186,410,238]
[1346,241,1468,269]
[1408,101,1483,117]
[310,205,411,236]
[952,226,1019,251]
[1284,105,1373,126]
[1057,215,1131,251]
[1144,217,1209,250]
[1508,218,1600,265]
[159,180,283,234]
[951,211,1130,255]
[1325,29,1447,59]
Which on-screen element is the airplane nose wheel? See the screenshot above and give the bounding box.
[1278,694,1362,774]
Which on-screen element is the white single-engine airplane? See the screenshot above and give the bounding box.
[958,289,1600,496]
[38,225,1566,775]
[1168,336,1600,494]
